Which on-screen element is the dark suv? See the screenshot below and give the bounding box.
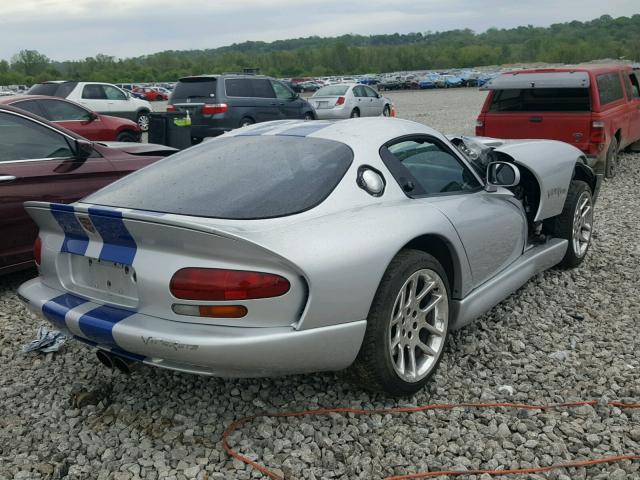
[167,74,316,142]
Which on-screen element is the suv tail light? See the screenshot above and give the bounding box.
[202,103,228,115]
[170,268,290,301]
[34,237,42,267]
[335,96,346,106]
[166,105,176,112]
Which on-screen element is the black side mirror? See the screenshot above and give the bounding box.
[486,161,520,192]
[75,139,94,160]
[87,112,99,122]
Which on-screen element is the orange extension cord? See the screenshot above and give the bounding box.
[222,400,640,480]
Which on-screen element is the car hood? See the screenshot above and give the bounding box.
[95,141,178,156]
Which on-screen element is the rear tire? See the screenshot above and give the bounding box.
[551,180,593,269]
[349,250,450,397]
[605,138,619,179]
[116,131,139,142]
[239,117,254,128]
[350,108,360,118]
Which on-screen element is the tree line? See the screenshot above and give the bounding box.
[2,14,639,86]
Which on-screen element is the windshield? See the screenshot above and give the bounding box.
[84,136,354,219]
[313,85,349,97]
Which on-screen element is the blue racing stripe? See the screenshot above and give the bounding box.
[276,122,332,137]
[88,208,137,265]
[78,305,135,346]
[42,294,87,330]
[50,204,89,256]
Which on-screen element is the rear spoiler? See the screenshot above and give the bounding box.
[481,71,590,90]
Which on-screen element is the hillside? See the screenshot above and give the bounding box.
[1,13,639,85]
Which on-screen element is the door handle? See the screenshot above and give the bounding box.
[0,175,17,183]
[529,116,543,123]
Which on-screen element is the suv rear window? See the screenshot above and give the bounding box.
[84,136,353,219]
[27,82,77,98]
[597,73,624,106]
[489,88,590,112]
[171,78,217,102]
[225,78,275,98]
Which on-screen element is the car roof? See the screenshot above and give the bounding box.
[0,103,84,140]
[505,64,632,75]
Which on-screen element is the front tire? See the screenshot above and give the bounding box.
[605,138,619,179]
[116,131,139,142]
[552,180,594,269]
[136,111,150,132]
[303,111,315,121]
[350,250,450,396]
[383,105,391,117]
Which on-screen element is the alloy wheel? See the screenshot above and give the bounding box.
[388,269,448,383]
[572,191,593,258]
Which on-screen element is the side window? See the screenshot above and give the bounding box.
[225,78,275,98]
[364,86,378,98]
[12,100,48,118]
[353,86,366,97]
[629,74,640,99]
[251,79,276,98]
[383,138,481,195]
[103,85,127,101]
[0,112,74,162]
[82,84,107,100]
[597,73,624,106]
[272,81,294,100]
[42,100,91,121]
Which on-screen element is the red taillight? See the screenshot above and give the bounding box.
[590,120,605,143]
[34,237,42,266]
[335,96,345,106]
[166,105,176,112]
[475,118,485,136]
[170,268,290,301]
[202,103,228,115]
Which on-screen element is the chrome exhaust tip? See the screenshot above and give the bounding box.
[112,355,136,375]
[96,350,114,369]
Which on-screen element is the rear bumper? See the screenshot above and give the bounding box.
[18,278,366,377]
[314,108,350,120]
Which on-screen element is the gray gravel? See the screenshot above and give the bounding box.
[2,88,640,480]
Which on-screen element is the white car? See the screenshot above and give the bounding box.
[28,81,152,131]
[310,83,392,119]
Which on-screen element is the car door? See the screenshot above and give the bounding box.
[79,84,110,113]
[352,85,369,116]
[382,136,526,287]
[364,85,384,115]
[103,84,134,119]
[37,99,111,141]
[0,110,119,272]
[271,80,303,119]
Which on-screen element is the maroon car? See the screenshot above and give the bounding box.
[0,95,141,142]
[0,104,176,274]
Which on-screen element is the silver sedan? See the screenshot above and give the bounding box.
[310,83,392,119]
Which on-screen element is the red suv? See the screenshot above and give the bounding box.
[476,65,640,178]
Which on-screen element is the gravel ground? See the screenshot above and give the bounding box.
[1,89,640,480]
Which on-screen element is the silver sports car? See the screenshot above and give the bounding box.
[19,118,600,395]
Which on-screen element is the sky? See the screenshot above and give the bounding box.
[1,0,638,61]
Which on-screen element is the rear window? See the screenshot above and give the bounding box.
[597,73,624,106]
[171,78,217,102]
[314,85,349,96]
[225,78,275,98]
[27,82,77,98]
[84,136,354,219]
[489,88,590,112]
